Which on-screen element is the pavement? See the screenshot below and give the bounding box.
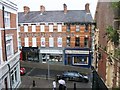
[18,61,92,89]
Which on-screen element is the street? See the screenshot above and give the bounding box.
[18,61,92,89]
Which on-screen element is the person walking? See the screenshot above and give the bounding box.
[58,78,66,90]
[53,80,56,90]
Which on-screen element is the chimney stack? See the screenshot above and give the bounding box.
[23,6,30,14]
[63,3,67,14]
[85,3,90,13]
[40,5,45,14]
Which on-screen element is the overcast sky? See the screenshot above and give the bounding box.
[12,0,98,18]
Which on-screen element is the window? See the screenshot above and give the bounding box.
[57,37,62,47]
[32,37,37,47]
[49,37,54,47]
[49,24,53,32]
[25,37,29,47]
[4,12,10,28]
[75,37,80,47]
[24,25,28,32]
[76,25,80,32]
[84,37,89,47]
[6,36,14,57]
[67,24,70,32]
[41,37,45,47]
[85,24,89,32]
[32,25,36,32]
[58,24,62,32]
[66,36,70,47]
[40,25,45,32]
[73,56,88,65]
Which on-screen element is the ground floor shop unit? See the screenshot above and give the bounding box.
[64,48,92,68]
[0,52,21,89]
[39,48,64,64]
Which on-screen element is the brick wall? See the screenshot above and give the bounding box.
[19,24,91,48]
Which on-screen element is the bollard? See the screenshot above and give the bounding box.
[74,82,76,90]
[46,74,48,80]
[33,80,35,87]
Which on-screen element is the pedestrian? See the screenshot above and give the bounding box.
[33,80,35,87]
[53,80,56,90]
[58,78,66,90]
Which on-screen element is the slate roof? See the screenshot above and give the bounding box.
[18,10,93,23]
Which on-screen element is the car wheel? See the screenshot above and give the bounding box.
[83,79,89,83]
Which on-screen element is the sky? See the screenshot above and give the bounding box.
[12,0,98,18]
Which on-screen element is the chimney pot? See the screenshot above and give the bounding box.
[63,3,67,14]
[40,5,45,14]
[85,3,90,13]
[23,6,30,14]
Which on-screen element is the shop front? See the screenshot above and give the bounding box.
[22,47,39,62]
[64,48,92,68]
[39,48,63,64]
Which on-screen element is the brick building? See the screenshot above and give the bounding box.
[94,1,120,88]
[0,0,21,89]
[18,3,94,68]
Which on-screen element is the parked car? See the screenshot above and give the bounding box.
[20,67,26,75]
[56,71,89,83]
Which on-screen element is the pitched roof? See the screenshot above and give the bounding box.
[18,10,93,23]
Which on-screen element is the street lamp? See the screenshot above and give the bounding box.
[46,54,50,79]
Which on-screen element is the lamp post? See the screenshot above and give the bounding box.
[46,54,50,79]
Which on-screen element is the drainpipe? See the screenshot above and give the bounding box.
[2,6,12,90]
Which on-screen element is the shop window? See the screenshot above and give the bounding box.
[66,36,70,47]
[84,37,89,47]
[67,24,70,32]
[73,56,88,65]
[75,37,80,47]
[76,25,80,32]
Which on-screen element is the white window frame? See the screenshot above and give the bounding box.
[49,25,53,32]
[6,35,14,58]
[57,37,62,47]
[49,37,54,47]
[41,37,45,47]
[58,24,62,32]
[4,12,10,28]
[32,37,37,47]
[24,37,29,47]
[40,25,45,32]
[24,25,28,32]
[32,25,36,32]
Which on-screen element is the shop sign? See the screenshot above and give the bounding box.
[65,50,89,54]
[40,50,63,54]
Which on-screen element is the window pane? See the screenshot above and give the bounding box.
[41,25,45,32]
[32,37,36,47]
[76,25,80,32]
[49,37,54,47]
[24,25,28,32]
[57,37,62,47]
[41,37,45,47]
[49,25,53,32]
[32,25,36,32]
[58,24,62,32]
[25,37,29,47]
